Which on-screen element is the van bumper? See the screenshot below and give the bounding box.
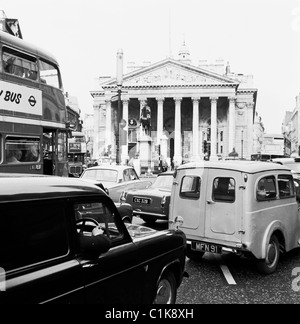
[186,240,246,254]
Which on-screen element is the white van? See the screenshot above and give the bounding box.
[169,160,300,274]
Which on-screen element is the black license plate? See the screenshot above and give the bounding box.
[192,241,222,254]
[133,197,151,204]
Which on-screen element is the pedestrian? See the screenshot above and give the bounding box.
[132,153,141,176]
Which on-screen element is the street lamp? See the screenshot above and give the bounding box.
[116,49,123,165]
[241,130,244,159]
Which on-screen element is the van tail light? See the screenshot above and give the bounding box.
[161,195,166,207]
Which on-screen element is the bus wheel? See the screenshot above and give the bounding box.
[256,235,280,274]
[186,244,204,261]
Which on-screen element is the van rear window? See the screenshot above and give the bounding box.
[212,177,235,203]
[180,176,201,199]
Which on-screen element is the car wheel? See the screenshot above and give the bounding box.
[256,235,280,274]
[153,271,177,304]
[186,244,205,261]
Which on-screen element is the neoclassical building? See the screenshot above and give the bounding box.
[91,45,258,170]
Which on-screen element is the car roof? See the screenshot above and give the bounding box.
[158,171,174,176]
[83,165,133,172]
[0,174,105,202]
[272,157,300,164]
[177,160,291,174]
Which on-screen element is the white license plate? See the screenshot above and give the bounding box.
[192,241,222,254]
[133,197,151,204]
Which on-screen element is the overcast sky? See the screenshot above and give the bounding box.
[1,0,300,134]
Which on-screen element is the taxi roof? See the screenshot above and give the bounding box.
[177,160,291,174]
[0,174,105,202]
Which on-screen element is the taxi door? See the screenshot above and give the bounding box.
[205,169,243,243]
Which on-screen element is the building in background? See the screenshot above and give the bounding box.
[82,113,94,158]
[65,94,83,132]
[282,111,293,157]
[282,93,300,157]
[253,111,265,154]
[91,43,259,171]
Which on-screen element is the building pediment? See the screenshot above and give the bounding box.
[102,58,239,89]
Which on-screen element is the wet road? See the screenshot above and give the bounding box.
[133,217,300,304]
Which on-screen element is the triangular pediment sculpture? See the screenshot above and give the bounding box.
[102,58,238,88]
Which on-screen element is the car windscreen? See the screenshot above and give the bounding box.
[151,175,173,190]
[81,169,118,182]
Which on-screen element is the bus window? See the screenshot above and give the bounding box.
[5,137,40,164]
[39,60,61,89]
[2,47,38,80]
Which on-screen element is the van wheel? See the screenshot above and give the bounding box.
[153,271,177,304]
[186,244,205,261]
[256,235,280,274]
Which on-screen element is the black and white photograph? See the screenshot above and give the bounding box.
[1,0,300,308]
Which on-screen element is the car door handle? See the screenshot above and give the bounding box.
[207,200,215,204]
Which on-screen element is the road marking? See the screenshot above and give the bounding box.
[220,265,237,285]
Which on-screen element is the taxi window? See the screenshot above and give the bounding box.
[75,201,123,243]
[257,176,277,201]
[0,202,69,271]
[180,176,201,199]
[212,177,235,203]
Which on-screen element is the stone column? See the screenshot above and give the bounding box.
[105,99,112,153]
[121,98,129,164]
[228,96,236,155]
[210,97,218,161]
[156,97,164,145]
[92,104,100,159]
[192,97,200,161]
[174,97,182,165]
[246,102,254,159]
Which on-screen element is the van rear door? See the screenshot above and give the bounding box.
[170,168,206,238]
[205,169,243,243]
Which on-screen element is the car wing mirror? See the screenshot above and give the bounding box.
[79,234,111,258]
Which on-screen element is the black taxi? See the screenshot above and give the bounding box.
[0,174,186,304]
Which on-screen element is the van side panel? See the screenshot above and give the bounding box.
[242,171,300,259]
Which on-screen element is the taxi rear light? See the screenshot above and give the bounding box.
[161,196,166,207]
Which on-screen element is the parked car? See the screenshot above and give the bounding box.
[80,165,153,203]
[169,160,300,274]
[272,157,300,176]
[120,171,174,224]
[0,174,186,304]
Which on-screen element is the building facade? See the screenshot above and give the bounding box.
[282,93,300,157]
[91,49,258,169]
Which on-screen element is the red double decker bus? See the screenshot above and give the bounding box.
[0,16,68,176]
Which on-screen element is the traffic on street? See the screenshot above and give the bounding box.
[1,3,300,305]
[133,217,300,304]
